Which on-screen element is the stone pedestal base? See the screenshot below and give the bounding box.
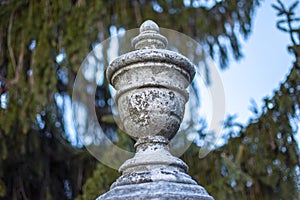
[97,142,214,200]
[97,181,213,200]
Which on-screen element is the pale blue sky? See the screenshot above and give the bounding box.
[221,1,299,145]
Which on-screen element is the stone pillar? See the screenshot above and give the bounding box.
[97,20,214,200]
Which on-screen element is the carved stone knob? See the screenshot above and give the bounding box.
[132,20,168,49]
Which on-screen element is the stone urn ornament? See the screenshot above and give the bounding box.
[98,20,214,200]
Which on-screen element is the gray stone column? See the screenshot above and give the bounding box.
[97,20,214,200]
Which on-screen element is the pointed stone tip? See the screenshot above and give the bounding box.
[140,20,159,33]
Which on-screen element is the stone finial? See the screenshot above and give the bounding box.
[131,20,168,49]
[99,20,214,200]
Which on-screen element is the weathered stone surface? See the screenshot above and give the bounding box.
[98,20,214,200]
[97,181,213,200]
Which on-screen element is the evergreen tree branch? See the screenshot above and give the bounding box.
[18,176,28,200]
[133,0,142,25]
[4,30,25,94]
[7,9,16,72]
